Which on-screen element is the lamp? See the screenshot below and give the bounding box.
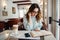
[3,3,7,10]
[2,0,8,16]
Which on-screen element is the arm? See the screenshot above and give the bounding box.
[23,16,33,31]
[35,22,43,31]
[34,18,43,31]
[35,22,48,31]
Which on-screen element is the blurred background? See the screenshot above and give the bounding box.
[0,0,60,40]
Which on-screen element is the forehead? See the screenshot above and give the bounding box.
[33,8,38,12]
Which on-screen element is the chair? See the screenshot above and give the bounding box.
[18,18,26,30]
[7,18,19,30]
[0,21,4,32]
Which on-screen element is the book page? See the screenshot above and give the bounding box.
[30,30,52,37]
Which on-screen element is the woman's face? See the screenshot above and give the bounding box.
[31,8,38,16]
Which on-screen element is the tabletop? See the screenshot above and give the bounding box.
[0,30,56,40]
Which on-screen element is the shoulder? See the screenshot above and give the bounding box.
[23,15,27,21]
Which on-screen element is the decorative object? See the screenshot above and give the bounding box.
[2,3,8,16]
[12,7,16,14]
[2,11,8,16]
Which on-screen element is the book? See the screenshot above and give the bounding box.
[30,30,52,37]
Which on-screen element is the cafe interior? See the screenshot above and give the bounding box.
[0,0,60,40]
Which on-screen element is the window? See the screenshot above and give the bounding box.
[18,5,30,18]
[19,8,27,18]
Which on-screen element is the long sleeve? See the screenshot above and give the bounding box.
[23,16,43,31]
[36,22,43,30]
[23,16,33,31]
[34,18,43,30]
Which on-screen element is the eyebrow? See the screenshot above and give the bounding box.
[33,11,38,12]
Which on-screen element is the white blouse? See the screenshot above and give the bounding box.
[23,16,43,31]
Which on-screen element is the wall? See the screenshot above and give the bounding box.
[52,0,60,40]
[0,0,19,20]
[47,0,53,31]
[0,0,3,20]
[47,0,57,37]
[58,1,60,39]
[52,0,56,37]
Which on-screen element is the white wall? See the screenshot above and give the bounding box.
[47,0,53,31]
[52,0,56,37]
[0,0,19,20]
[0,0,3,20]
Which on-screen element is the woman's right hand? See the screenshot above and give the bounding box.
[28,13,31,17]
[28,13,32,24]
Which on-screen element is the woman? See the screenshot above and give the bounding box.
[23,3,47,31]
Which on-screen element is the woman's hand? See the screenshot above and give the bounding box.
[35,30,40,31]
[28,13,31,17]
[28,13,32,24]
[34,28,40,31]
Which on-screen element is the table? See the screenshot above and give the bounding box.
[0,30,56,40]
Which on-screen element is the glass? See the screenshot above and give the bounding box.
[4,31,10,40]
[32,11,38,14]
[12,25,19,34]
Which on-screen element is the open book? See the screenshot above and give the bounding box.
[30,30,52,37]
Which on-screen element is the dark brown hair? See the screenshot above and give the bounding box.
[26,3,42,22]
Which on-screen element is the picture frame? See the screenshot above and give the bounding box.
[2,11,8,16]
[12,7,16,14]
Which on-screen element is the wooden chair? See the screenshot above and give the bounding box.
[0,21,4,32]
[7,18,19,30]
[18,18,25,30]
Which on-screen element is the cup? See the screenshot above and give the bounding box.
[12,25,19,34]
